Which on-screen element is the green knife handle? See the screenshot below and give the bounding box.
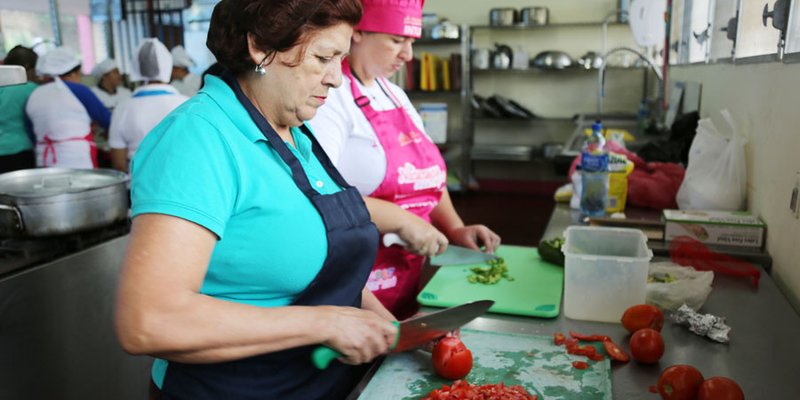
[312,321,400,370]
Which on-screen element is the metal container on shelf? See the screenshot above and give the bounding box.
[489,8,517,26]
[0,168,129,237]
[520,7,549,26]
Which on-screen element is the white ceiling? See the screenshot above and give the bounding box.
[0,0,89,15]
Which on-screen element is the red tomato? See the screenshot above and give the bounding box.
[657,365,705,400]
[697,377,745,400]
[569,331,611,342]
[629,328,665,364]
[602,338,630,363]
[621,304,665,333]
[431,336,473,380]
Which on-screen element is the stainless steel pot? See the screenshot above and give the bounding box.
[520,7,549,26]
[489,8,517,26]
[0,168,129,237]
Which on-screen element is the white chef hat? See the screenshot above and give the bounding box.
[129,38,173,83]
[91,58,118,80]
[36,46,80,77]
[170,45,195,68]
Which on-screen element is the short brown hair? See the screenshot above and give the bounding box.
[207,0,362,75]
[4,45,38,72]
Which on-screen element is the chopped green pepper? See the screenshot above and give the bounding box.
[467,256,513,285]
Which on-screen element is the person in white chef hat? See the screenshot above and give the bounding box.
[90,58,132,110]
[169,45,201,96]
[25,46,111,168]
[108,38,188,173]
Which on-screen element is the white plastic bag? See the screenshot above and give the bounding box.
[646,262,714,311]
[676,109,747,211]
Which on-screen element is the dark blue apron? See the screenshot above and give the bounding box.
[157,71,379,400]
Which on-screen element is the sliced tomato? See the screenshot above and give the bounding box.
[422,380,538,400]
[572,361,590,370]
[569,331,611,342]
[588,353,605,362]
[602,338,630,363]
[554,332,566,346]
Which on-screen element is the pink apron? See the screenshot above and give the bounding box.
[344,61,447,320]
[39,131,98,168]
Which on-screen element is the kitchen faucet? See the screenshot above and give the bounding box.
[597,9,664,122]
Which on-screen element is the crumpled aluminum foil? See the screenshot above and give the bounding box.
[672,304,731,343]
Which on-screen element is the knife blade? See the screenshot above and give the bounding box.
[382,233,498,266]
[311,299,494,369]
[430,244,498,266]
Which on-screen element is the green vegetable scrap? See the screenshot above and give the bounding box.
[538,237,566,267]
[647,273,676,283]
[467,257,513,285]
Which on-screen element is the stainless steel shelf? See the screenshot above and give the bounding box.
[471,22,628,31]
[471,66,643,74]
[471,145,533,161]
[415,38,462,45]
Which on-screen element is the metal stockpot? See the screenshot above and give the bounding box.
[0,168,129,237]
[489,8,517,26]
[520,7,549,26]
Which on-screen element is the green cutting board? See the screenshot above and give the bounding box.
[417,245,564,318]
[357,329,612,400]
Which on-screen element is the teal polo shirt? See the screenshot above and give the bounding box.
[0,81,36,155]
[131,75,344,387]
[132,74,343,306]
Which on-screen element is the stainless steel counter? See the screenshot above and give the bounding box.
[352,205,800,399]
[0,236,152,400]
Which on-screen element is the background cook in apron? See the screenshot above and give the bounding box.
[308,0,501,321]
[108,38,189,173]
[25,46,110,168]
[115,1,397,399]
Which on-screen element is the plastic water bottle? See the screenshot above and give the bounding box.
[580,121,608,217]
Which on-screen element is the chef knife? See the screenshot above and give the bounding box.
[311,299,494,369]
[382,233,498,266]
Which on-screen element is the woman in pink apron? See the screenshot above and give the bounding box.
[308,0,500,320]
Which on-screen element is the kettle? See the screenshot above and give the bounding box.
[491,43,513,70]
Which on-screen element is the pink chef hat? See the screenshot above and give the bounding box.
[356,0,425,38]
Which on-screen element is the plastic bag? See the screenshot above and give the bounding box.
[646,262,714,311]
[676,109,747,211]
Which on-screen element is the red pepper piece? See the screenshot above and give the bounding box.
[554,332,566,346]
[572,361,590,370]
[569,331,611,342]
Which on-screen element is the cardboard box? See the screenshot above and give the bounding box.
[663,210,766,248]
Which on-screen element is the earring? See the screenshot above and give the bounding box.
[254,56,268,76]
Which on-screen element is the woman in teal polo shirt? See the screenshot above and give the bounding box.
[114,1,397,399]
[0,46,38,173]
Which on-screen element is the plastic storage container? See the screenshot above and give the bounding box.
[562,226,653,322]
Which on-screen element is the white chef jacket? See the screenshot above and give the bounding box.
[90,86,132,110]
[26,78,107,168]
[171,73,201,97]
[307,74,427,195]
[108,84,188,162]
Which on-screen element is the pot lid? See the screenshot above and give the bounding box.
[0,168,129,197]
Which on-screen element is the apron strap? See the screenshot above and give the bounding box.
[342,60,383,122]
[219,70,320,198]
